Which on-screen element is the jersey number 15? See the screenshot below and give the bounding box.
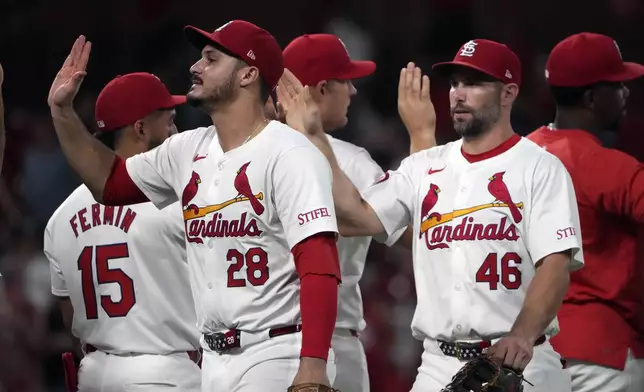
[77,243,136,319]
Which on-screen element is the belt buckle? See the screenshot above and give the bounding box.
[206,329,241,354]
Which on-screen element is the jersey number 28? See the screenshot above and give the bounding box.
[476,252,522,290]
[77,243,136,319]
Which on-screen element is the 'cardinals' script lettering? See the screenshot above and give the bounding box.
[186,212,263,244]
[423,216,519,250]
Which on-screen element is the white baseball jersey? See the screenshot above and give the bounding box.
[125,121,338,334]
[45,186,199,354]
[328,134,401,332]
[363,136,584,341]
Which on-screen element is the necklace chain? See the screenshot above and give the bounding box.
[243,119,269,146]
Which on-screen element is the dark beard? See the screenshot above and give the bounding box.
[452,101,501,139]
[187,74,236,113]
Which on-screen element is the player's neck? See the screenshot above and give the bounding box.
[461,123,515,155]
[211,101,269,153]
[553,108,601,135]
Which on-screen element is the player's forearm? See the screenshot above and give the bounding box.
[51,106,117,201]
[510,252,570,342]
[309,134,384,237]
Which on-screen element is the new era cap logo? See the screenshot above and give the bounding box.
[459,40,478,57]
[246,50,256,60]
[505,70,512,79]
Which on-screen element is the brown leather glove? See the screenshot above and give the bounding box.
[287,383,339,392]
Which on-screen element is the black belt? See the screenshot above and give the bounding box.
[204,324,302,354]
[438,335,546,361]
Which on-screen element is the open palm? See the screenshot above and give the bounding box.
[48,35,92,108]
[277,69,323,136]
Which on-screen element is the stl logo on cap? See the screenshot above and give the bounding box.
[459,40,478,57]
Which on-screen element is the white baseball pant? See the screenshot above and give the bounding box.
[410,338,571,392]
[77,350,201,391]
[201,332,336,392]
[568,349,644,392]
[331,329,369,392]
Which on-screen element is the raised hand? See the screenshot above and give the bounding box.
[48,35,92,108]
[276,69,324,136]
[398,62,436,152]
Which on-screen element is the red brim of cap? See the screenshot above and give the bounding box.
[604,62,644,83]
[338,60,376,80]
[184,25,233,56]
[432,61,504,82]
[167,95,187,107]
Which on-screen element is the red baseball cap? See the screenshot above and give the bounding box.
[545,32,644,87]
[283,34,376,86]
[184,20,284,90]
[432,39,522,86]
[95,73,186,132]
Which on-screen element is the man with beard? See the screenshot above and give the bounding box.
[47,21,340,392]
[527,32,644,392]
[45,72,201,392]
[278,38,583,392]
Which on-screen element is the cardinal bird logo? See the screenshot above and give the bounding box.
[234,162,265,216]
[182,171,202,214]
[419,183,442,238]
[487,171,522,223]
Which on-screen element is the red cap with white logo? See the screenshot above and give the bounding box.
[184,20,284,90]
[432,39,522,86]
[95,72,186,132]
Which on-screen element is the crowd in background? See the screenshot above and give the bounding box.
[1,0,644,390]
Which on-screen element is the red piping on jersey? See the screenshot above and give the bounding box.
[292,232,341,360]
[103,156,149,205]
[461,134,521,163]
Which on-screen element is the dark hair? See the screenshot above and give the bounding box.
[95,127,125,151]
[549,85,591,108]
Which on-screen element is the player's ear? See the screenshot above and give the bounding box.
[132,119,146,141]
[315,80,327,96]
[239,65,260,88]
[500,83,519,106]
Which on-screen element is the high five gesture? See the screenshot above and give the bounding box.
[48,35,92,108]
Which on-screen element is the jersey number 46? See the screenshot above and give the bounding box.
[77,243,136,319]
[476,252,522,290]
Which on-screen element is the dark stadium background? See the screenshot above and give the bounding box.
[1,0,643,390]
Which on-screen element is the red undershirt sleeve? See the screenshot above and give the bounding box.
[292,232,341,360]
[103,156,149,205]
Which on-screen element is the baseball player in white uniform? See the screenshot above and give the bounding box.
[45,72,201,392]
[280,34,436,392]
[48,22,340,392]
[279,39,584,392]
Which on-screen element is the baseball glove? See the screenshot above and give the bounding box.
[440,355,525,392]
[287,383,339,392]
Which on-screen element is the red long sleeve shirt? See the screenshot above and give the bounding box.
[527,127,644,369]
